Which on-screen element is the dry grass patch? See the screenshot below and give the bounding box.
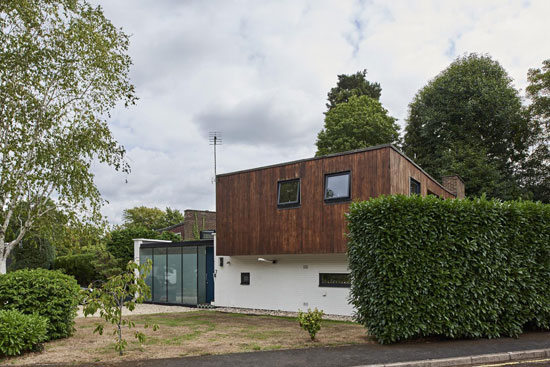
[2,311,372,365]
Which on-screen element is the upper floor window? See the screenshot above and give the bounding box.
[410,177,421,195]
[200,230,215,239]
[324,171,351,202]
[278,179,300,208]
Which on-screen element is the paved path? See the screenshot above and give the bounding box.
[80,331,550,367]
[76,304,198,318]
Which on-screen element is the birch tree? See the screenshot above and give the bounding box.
[0,0,136,273]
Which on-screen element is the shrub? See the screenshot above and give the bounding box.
[298,308,324,340]
[0,310,48,356]
[54,253,96,287]
[54,248,123,287]
[8,236,55,272]
[0,269,80,340]
[347,195,550,344]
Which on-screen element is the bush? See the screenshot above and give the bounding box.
[347,195,550,344]
[0,269,80,340]
[8,236,55,272]
[54,253,96,287]
[54,249,123,287]
[0,310,48,356]
[298,308,324,340]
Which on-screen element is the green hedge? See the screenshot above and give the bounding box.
[347,195,550,344]
[0,269,80,340]
[54,253,97,287]
[0,310,48,356]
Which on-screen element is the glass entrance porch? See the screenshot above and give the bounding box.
[139,240,214,306]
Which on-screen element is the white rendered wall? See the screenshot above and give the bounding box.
[213,253,354,316]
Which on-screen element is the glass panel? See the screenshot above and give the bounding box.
[197,246,206,304]
[278,180,299,205]
[139,248,153,302]
[319,273,350,287]
[182,246,198,305]
[325,173,350,199]
[153,247,167,303]
[167,247,182,304]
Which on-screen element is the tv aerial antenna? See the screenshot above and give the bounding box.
[209,132,222,184]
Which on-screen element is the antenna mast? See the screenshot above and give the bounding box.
[209,132,222,183]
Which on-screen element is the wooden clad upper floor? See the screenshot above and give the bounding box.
[216,145,455,256]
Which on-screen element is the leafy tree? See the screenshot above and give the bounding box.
[81,260,159,356]
[122,206,184,230]
[403,54,531,199]
[522,59,550,202]
[106,227,180,265]
[316,95,399,156]
[326,69,382,111]
[0,0,135,273]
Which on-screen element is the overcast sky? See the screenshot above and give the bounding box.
[90,0,550,225]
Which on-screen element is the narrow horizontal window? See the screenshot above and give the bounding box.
[241,272,250,285]
[324,171,351,202]
[410,177,421,195]
[319,273,350,288]
[200,230,215,239]
[278,179,300,208]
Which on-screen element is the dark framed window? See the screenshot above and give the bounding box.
[241,272,250,285]
[277,179,300,208]
[410,177,421,195]
[200,230,215,239]
[319,273,350,288]
[324,171,351,202]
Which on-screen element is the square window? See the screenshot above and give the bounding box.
[278,179,300,208]
[240,272,250,285]
[319,273,350,288]
[410,177,421,195]
[324,171,351,202]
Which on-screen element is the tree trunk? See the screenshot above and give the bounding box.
[0,257,6,274]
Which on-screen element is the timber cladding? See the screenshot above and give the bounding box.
[216,145,455,256]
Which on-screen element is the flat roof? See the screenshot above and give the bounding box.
[216,144,455,197]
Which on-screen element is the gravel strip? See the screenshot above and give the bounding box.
[214,306,355,322]
[76,303,199,318]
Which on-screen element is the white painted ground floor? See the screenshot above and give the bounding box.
[212,253,354,316]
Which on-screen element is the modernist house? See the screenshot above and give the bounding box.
[213,144,463,316]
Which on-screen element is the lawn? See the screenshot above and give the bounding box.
[3,311,372,365]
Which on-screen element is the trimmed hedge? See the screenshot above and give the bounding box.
[0,310,48,356]
[347,195,550,344]
[0,269,80,340]
[54,253,97,287]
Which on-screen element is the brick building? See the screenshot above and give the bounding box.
[157,209,216,241]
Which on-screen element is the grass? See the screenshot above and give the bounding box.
[4,310,372,365]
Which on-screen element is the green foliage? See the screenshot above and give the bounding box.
[122,206,184,230]
[54,253,96,287]
[192,212,206,240]
[346,195,550,344]
[298,308,325,341]
[0,269,80,340]
[523,59,550,203]
[316,95,399,156]
[0,310,48,357]
[0,0,135,273]
[106,227,180,265]
[8,236,55,272]
[326,69,382,111]
[54,248,122,287]
[81,260,159,355]
[403,54,532,200]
